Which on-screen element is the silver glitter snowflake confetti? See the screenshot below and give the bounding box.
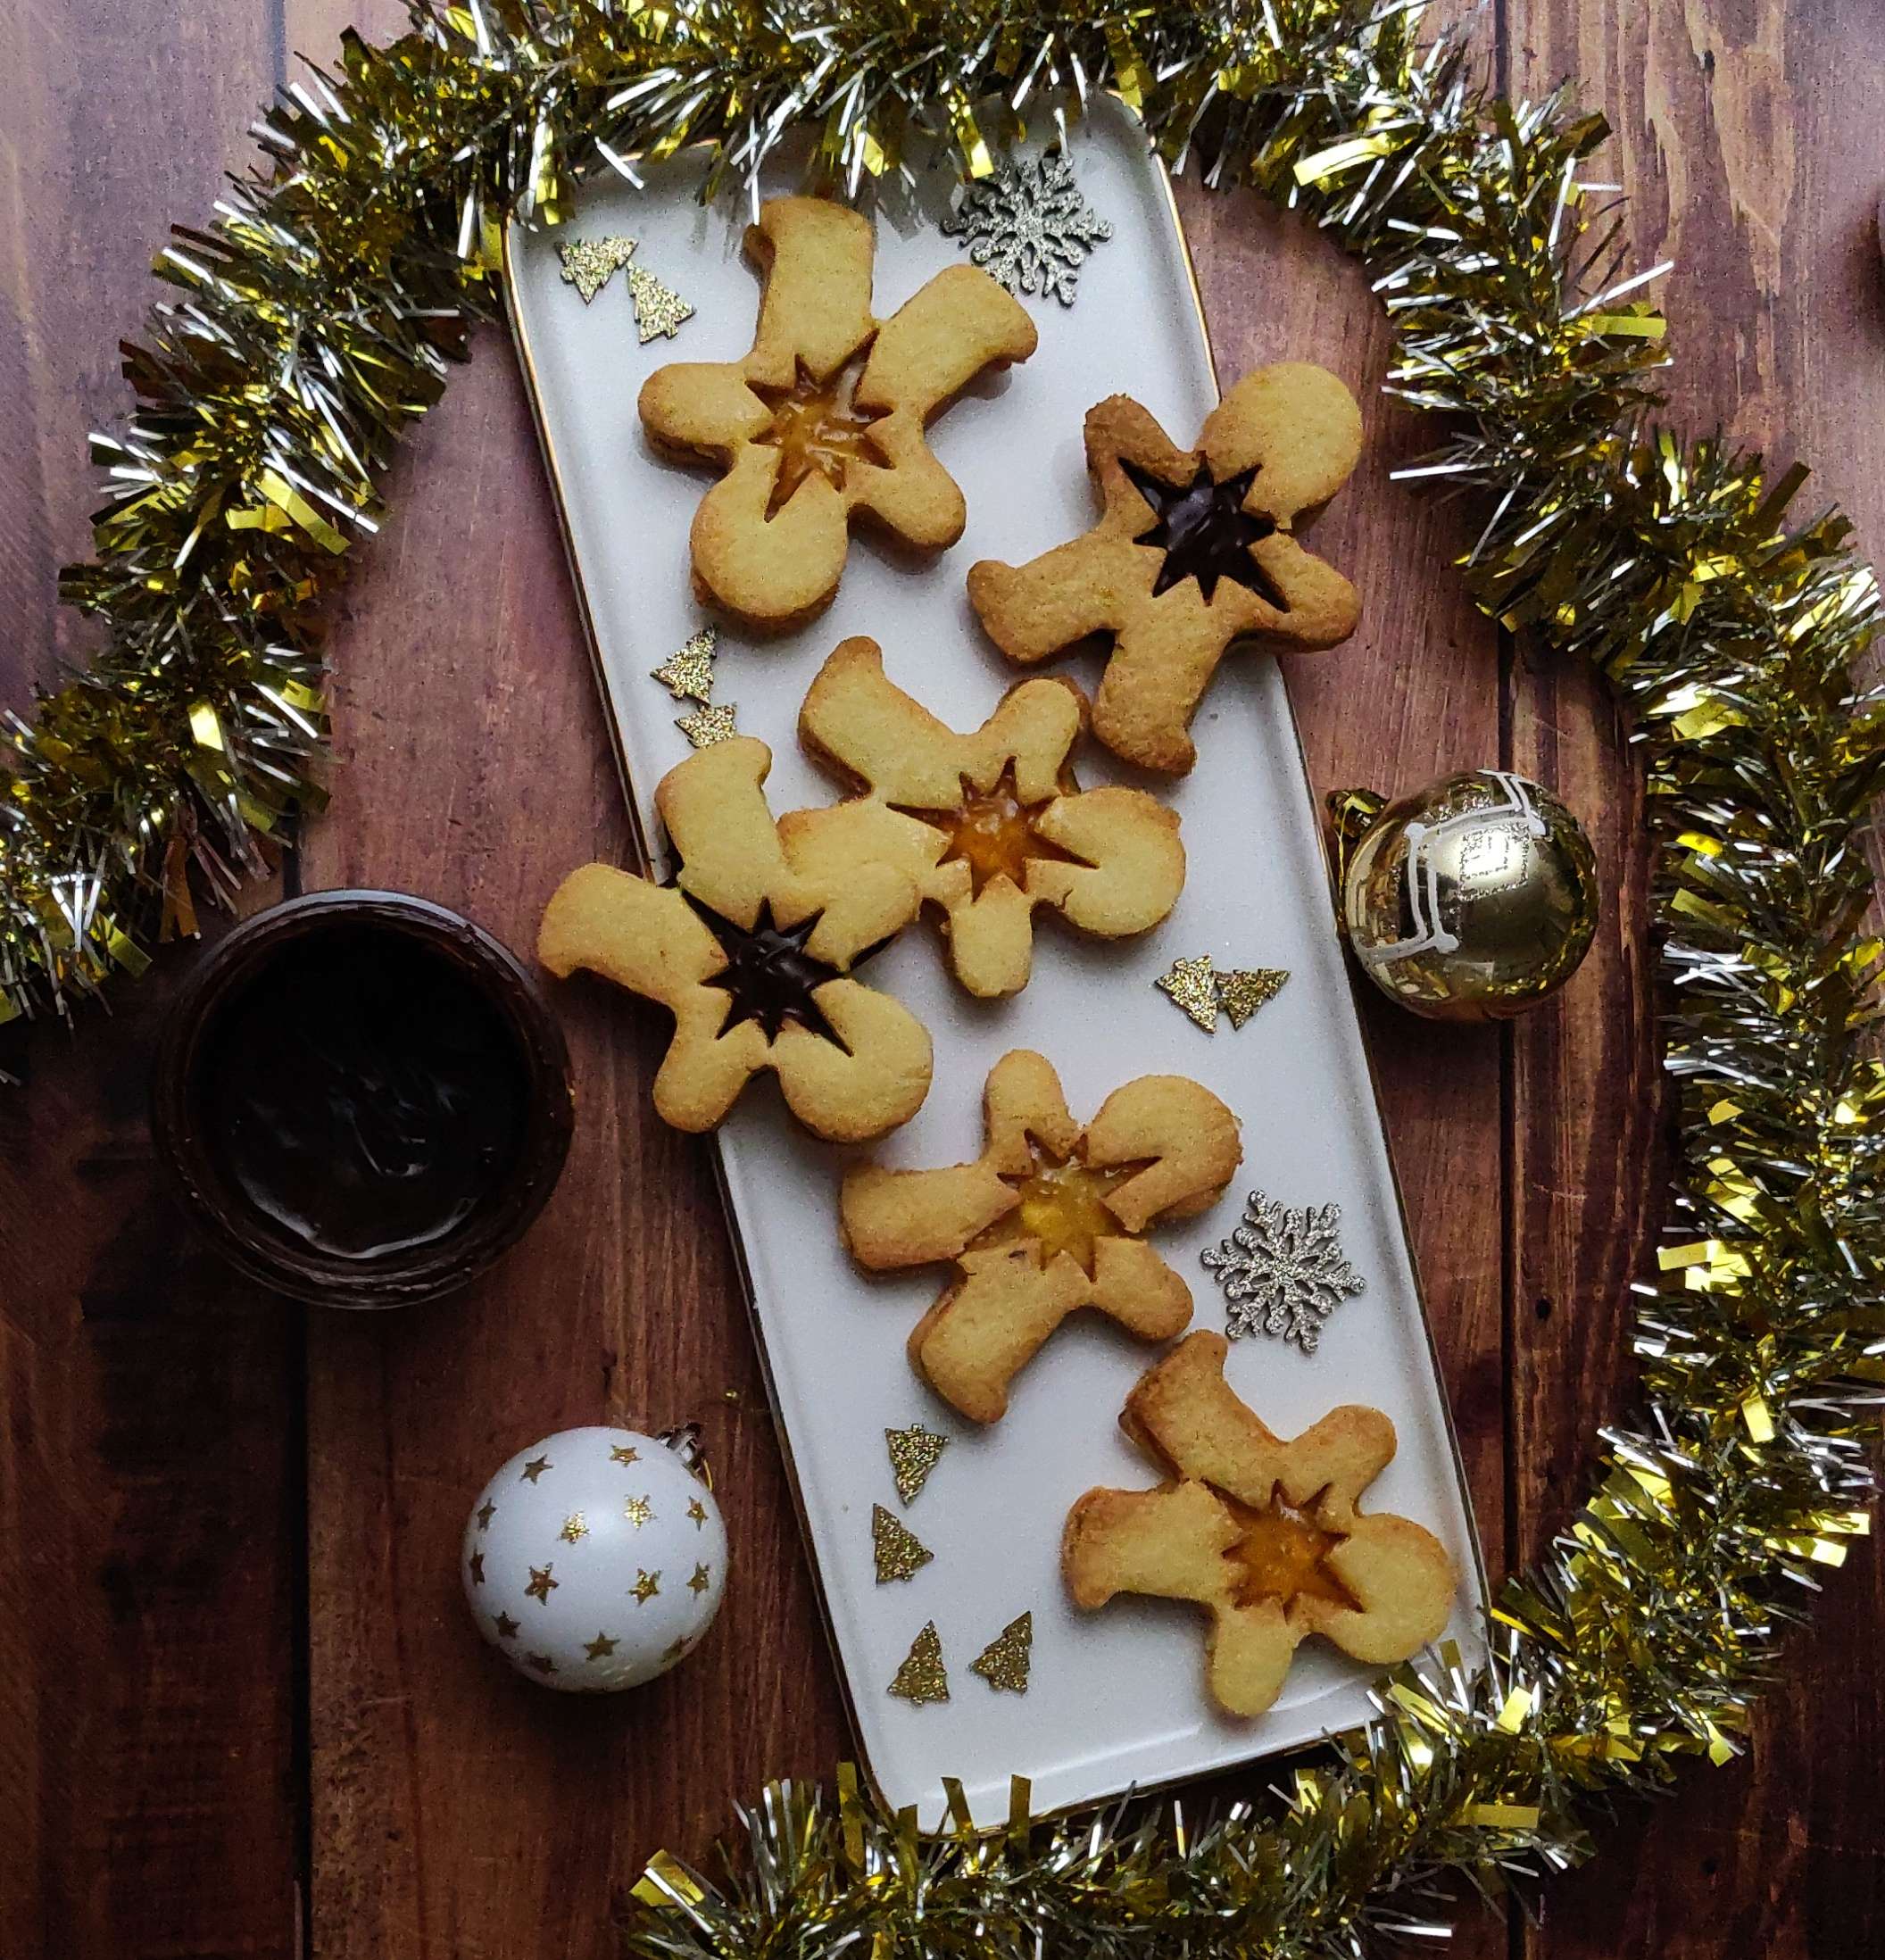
[940,151,1112,307]
[1201,1191,1366,1353]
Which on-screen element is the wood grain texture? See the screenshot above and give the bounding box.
[1503,0,1885,1954]
[0,2,299,1956]
[0,1,1881,1956]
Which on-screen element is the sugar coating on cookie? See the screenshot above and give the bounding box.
[967,364,1363,774]
[789,637,1185,997]
[639,197,1039,631]
[1062,1331,1457,1717]
[537,736,932,1142]
[840,1050,1241,1422]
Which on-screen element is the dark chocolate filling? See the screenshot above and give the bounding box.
[683,893,849,1049]
[1121,457,1291,609]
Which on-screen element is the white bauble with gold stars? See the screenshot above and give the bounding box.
[461,1426,727,1691]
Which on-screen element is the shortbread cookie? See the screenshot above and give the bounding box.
[789,637,1185,997]
[538,736,931,1142]
[967,365,1363,774]
[840,1051,1241,1422]
[1063,1331,1456,1717]
[640,197,1038,631]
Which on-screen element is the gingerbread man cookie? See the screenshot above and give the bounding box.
[840,1051,1241,1422]
[967,365,1363,773]
[789,637,1185,997]
[537,736,931,1142]
[1063,1331,1456,1717]
[640,197,1038,631]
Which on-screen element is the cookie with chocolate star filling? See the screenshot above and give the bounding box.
[967,365,1363,774]
[640,196,1038,632]
[537,736,932,1142]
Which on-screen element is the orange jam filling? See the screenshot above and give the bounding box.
[752,356,883,517]
[942,779,1044,894]
[973,1142,1136,1275]
[1223,1496,1357,1610]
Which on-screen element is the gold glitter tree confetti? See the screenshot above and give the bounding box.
[1157,955,1290,1031]
[1217,966,1289,1028]
[627,263,695,341]
[969,1611,1033,1692]
[871,1504,934,1584]
[677,702,739,749]
[886,1621,948,1705]
[651,625,718,704]
[559,234,637,303]
[884,1422,949,1505]
[1155,954,1220,1032]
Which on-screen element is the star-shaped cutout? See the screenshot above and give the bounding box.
[475,1500,496,1532]
[584,1632,619,1661]
[623,1495,653,1529]
[525,1563,559,1605]
[467,1551,486,1586]
[610,1443,641,1466]
[685,895,848,1049]
[677,702,739,749]
[1122,459,1286,607]
[685,1498,709,1529]
[631,1568,661,1604]
[520,1456,552,1483]
[492,1610,520,1640]
[527,1651,559,1677]
[651,627,717,705]
[686,1562,711,1596]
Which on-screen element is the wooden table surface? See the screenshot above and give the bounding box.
[3,3,1881,1956]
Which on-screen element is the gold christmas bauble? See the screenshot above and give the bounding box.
[1339,771,1599,1022]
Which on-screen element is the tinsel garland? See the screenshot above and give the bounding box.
[4,0,1881,1952]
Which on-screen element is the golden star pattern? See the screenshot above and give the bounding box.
[520,1456,552,1483]
[623,1494,654,1529]
[632,1568,661,1604]
[561,1512,589,1544]
[525,1563,560,1605]
[475,1500,496,1531]
[584,1632,619,1660]
[685,1498,709,1529]
[651,626,718,705]
[676,702,739,749]
[467,1550,486,1586]
[686,1562,712,1596]
[661,1636,689,1663]
[559,234,637,303]
[493,1610,520,1640]
[527,1651,559,1676]
[610,1443,641,1466]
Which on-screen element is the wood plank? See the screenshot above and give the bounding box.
[0,0,302,1956]
[273,0,848,1920]
[1503,0,1885,1954]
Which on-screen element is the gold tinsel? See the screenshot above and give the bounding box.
[4,2,1881,1953]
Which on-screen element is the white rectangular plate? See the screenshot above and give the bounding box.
[508,99,1484,1827]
